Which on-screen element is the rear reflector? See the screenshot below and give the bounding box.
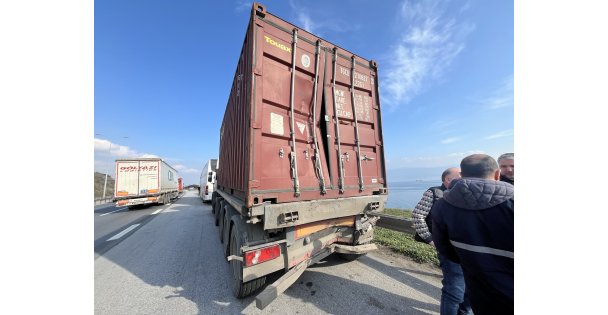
[244,245,281,267]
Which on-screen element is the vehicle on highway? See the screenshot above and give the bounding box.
[211,2,388,310]
[199,159,217,202]
[113,158,180,208]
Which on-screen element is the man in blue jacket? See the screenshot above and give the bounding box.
[432,154,514,315]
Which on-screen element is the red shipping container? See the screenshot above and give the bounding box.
[217,3,387,211]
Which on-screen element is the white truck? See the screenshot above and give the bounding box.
[114,158,180,208]
[199,159,217,203]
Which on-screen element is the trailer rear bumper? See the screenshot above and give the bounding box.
[254,241,377,310]
[116,196,160,207]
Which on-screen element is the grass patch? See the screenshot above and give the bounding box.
[383,208,413,218]
[373,226,439,266]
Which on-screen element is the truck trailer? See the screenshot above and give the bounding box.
[211,2,388,309]
[114,158,180,208]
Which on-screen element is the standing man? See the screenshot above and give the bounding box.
[412,167,472,315]
[497,153,514,185]
[432,154,514,315]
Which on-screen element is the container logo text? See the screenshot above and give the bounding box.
[264,35,291,53]
[119,165,158,172]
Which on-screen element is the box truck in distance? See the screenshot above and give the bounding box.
[199,159,218,202]
[114,158,180,208]
[211,3,388,309]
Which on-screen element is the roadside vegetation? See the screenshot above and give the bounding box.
[383,208,413,219]
[374,207,439,266]
[94,172,115,199]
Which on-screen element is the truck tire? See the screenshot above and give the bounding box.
[229,224,266,298]
[215,200,224,226]
[218,205,226,243]
[212,197,221,214]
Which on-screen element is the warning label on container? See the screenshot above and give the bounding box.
[296,121,306,135]
[270,112,284,136]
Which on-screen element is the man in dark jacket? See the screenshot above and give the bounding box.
[432,154,514,315]
[412,168,472,315]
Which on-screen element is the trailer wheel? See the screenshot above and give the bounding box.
[211,197,219,214]
[215,200,224,226]
[229,224,266,298]
[218,205,226,243]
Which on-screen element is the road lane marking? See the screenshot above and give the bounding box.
[106,224,140,241]
[151,208,163,215]
[99,207,127,216]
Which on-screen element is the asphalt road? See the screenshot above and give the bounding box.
[94,190,442,314]
[94,197,178,259]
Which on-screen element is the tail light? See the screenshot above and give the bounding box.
[244,245,281,267]
[205,185,209,195]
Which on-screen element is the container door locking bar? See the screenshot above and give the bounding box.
[350,56,364,192]
[289,28,301,197]
[311,40,327,194]
[331,48,345,193]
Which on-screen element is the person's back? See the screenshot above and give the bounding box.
[432,154,514,315]
[412,167,473,315]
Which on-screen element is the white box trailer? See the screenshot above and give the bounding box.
[199,159,217,202]
[114,158,180,208]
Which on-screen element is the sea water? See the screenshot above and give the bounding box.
[385,180,440,210]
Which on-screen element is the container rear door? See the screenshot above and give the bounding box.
[115,161,140,197]
[324,50,385,190]
[138,160,160,194]
[252,20,329,194]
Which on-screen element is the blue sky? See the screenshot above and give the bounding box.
[94,0,513,185]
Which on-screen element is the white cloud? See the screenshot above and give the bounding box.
[430,119,459,132]
[389,150,504,170]
[382,0,474,110]
[482,75,514,110]
[139,154,160,158]
[448,150,485,157]
[235,0,251,12]
[94,138,160,174]
[441,137,461,144]
[296,12,317,34]
[287,0,358,36]
[484,129,514,140]
[94,138,138,158]
[173,164,200,174]
[391,151,483,168]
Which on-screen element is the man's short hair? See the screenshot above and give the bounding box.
[441,168,455,182]
[461,154,499,178]
[498,153,514,162]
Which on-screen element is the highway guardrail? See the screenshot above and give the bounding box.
[375,213,415,235]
